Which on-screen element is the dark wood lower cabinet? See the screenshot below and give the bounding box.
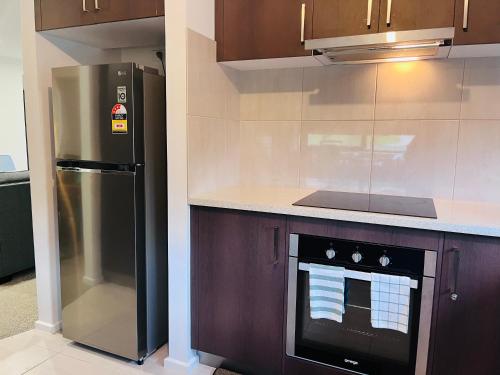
[432,234,500,375]
[191,207,287,375]
[192,207,500,375]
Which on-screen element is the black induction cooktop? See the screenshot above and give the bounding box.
[293,191,437,219]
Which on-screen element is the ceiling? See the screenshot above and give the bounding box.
[0,0,22,60]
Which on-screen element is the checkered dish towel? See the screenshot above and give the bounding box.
[371,273,411,334]
[309,264,346,323]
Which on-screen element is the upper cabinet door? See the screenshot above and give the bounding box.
[39,0,95,30]
[92,0,158,23]
[432,234,500,375]
[454,0,500,45]
[216,0,313,61]
[378,0,455,32]
[313,0,381,38]
[156,0,164,16]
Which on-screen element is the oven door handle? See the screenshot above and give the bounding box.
[299,262,419,289]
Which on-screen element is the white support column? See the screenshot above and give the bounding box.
[21,0,62,333]
[163,0,199,371]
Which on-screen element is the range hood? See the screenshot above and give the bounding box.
[305,27,455,65]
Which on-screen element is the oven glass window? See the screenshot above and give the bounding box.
[295,270,421,375]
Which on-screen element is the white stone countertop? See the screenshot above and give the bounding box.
[189,186,500,238]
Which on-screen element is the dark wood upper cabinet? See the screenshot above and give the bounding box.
[312,0,381,39]
[432,234,500,375]
[191,207,287,374]
[156,0,164,16]
[378,0,455,32]
[91,0,158,24]
[36,0,163,31]
[38,0,95,30]
[454,0,500,45]
[216,0,313,61]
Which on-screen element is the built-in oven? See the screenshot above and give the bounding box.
[286,234,436,375]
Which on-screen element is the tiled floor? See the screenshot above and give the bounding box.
[0,330,214,375]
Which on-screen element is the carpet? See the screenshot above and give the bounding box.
[0,271,37,339]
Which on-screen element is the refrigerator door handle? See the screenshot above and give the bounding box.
[56,166,103,174]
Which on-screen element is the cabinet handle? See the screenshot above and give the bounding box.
[367,0,373,28]
[450,247,461,302]
[300,3,306,44]
[82,0,88,12]
[386,0,392,26]
[463,0,469,30]
[94,0,101,10]
[273,226,280,265]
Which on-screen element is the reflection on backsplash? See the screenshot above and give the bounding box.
[187,29,500,203]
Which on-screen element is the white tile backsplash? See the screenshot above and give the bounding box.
[187,29,500,202]
[461,57,500,120]
[302,65,377,120]
[239,68,303,121]
[375,59,464,120]
[454,120,500,203]
[371,120,459,199]
[300,121,373,193]
[240,121,301,187]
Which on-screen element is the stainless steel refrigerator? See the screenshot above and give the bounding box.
[52,63,167,363]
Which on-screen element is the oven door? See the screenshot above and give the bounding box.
[286,257,434,375]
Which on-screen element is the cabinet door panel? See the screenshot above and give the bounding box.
[40,0,95,30]
[432,234,500,374]
[313,0,381,38]
[217,0,313,61]
[454,0,500,45]
[193,208,287,374]
[379,0,455,32]
[156,0,164,16]
[93,0,158,23]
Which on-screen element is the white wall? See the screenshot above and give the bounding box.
[187,0,215,40]
[0,57,27,171]
[0,0,28,171]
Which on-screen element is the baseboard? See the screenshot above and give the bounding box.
[35,320,62,333]
[164,355,202,374]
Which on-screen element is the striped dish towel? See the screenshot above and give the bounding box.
[309,264,346,323]
[371,273,411,334]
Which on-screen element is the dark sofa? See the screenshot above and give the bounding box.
[0,172,35,281]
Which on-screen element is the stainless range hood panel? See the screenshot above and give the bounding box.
[305,27,455,65]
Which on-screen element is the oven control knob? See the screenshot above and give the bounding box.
[379,255,390,267]
[352,251,363,263]
[325,248,336,260]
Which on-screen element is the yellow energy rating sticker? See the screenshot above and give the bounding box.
[111,104,128,134]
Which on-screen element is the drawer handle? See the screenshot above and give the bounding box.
[450,247,461,302]
[95,0,101,10]
[367,0,373,28]
[386,0,392,26]
[273,226,280,265]
[300,3,306,44]
[82,0,88,12]
[463,0,469,30]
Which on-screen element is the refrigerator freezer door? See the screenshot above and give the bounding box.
[52,63,144,164]
[56,167,144,360]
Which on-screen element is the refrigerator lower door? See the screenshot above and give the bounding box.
[56,166,146,361]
